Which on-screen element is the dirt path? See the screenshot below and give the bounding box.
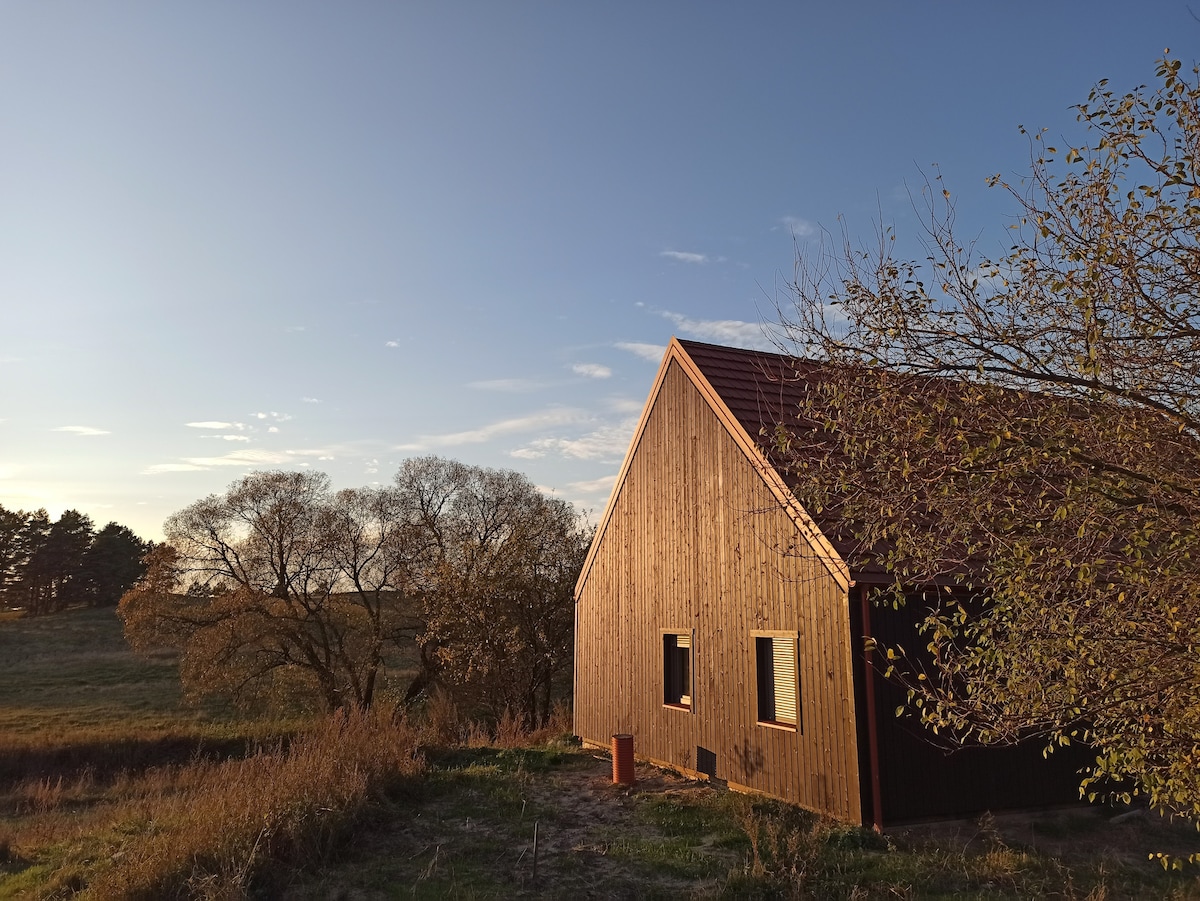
[286,748,741,900]
[518,753,734,897]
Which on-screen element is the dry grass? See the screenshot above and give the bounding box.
[0,699,578,899]
[420,689,573,749]
[84,706,425,899]
[0,606,432,899]
[1,706,426,899]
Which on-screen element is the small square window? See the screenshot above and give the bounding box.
[755,633,799,728]
[663,632,692,709]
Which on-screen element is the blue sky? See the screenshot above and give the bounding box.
[0,2,1191,541]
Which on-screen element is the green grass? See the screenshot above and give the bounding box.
[0,606,298,793]
[636,791,751,845]
[0,606,188,732]
[395,749,585,897]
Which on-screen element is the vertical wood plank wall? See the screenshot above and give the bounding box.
[575,361,862,822]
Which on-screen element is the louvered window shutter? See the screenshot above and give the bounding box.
[678,633,691,706]
[664,633,693,707]
[772,636,798,725]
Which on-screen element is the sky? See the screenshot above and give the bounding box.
[0,2,1193,542]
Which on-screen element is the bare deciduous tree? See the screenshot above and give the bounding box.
[399,458,590,726]
[120,460,589,725]
[121,471,406,711]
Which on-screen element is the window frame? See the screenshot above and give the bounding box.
[661,629,694,711]
[752,630,800,732]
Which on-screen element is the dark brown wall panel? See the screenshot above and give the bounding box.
[865,596,1089,823]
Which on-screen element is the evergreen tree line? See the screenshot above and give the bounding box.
[0,505,151,615]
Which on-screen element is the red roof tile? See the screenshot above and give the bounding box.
[677,339,813,444]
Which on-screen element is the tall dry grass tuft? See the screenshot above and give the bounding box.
[487,700,574,748]
[491,708,528,749]
[734,797,835,894]
[84,705,424,900]
[525,699,574,746]
[418,693,573,750]
[423,689,466,745]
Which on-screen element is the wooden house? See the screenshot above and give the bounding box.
[573,338,1085,827]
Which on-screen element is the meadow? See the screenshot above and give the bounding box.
[2,607,1200,899]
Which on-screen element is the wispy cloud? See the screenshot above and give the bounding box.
[572,363,611,379]
[286,448,338,460]
[144,463,207,473]
[386,340,399,347]
[200,435,251,442]
[781,215,816,237]
[144,448,296,474]
[302,397,320,404]
[569,474,619,494]
[397,408,588,451]
[187,421,245,430]
[513,418,637,463]
[660,311,775,350]
[252,412,292,422]
[605,397,644,415]
[660,250,708,264]
[53,426,110,436]
[190,449,293,465]
[615,341,666,362]
[467,378,545,392]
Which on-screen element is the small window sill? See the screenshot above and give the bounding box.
[757,719,797,732]
[663,703,692,712]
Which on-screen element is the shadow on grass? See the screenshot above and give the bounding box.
[423,744,578,776]
[0,732,290,786]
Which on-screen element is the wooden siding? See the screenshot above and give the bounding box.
[575,358,863,822]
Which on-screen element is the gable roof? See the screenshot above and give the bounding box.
[674,339,813,443]
[575,337,851,599]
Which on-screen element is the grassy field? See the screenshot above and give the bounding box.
[2,607,1200,898]
[0,607,295,790]
[0,605,190,734]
